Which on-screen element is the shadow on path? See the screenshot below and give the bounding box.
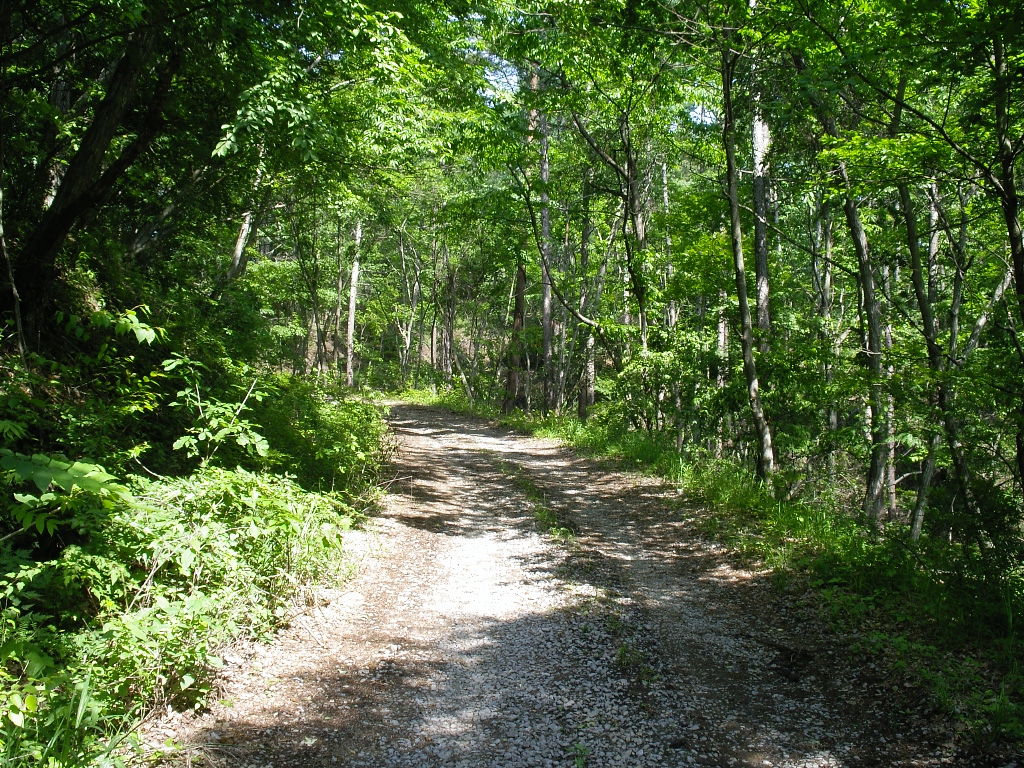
[180,404,971,768]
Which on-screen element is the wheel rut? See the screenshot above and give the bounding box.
[164,403,960,768]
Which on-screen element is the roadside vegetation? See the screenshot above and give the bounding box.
[441,395,1024,745]
[0,312,390,766]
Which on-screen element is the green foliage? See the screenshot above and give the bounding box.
[4,0,1024,756]
[571,742,590,768]
[500,405,1024,739]
[0,309,168,469]
[164,356,270,464]
[0,463,363,767]
[251,375,392,493]
[0,318,388,765]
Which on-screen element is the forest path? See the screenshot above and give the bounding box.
[172,403,955,768]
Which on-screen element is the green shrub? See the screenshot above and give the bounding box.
[497,405,1024,739]
[250,375,392,493]
[0,465,358,767]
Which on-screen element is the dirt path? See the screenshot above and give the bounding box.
[168,404,966,768]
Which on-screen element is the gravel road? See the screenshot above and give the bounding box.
[166,403,989,768]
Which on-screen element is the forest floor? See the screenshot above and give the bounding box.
[156,403,1011,768]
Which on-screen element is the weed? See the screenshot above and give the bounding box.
[0,361,387,766]
[570,741,590,767]
[614,641,645,670]
[604,613,626,634]
[534,503,556,527]
[496,406,1024,741]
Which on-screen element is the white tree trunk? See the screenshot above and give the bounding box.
[346,220,362,388]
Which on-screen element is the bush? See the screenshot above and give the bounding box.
[0,465,359,767]
[250,375,393,493]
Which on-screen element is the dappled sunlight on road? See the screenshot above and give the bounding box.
[174,404,956,768]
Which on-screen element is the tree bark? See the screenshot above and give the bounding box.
[811,197,840,471]
[346,220,362,388]
[539,111,554,413]
[503,254,527,414]
[398,229,421,383]
[992,33,1024,487]
[752,78,772,350]
[224,162,265,288]
[843,189,887,523]
[721,50,774,481]
[900,183,945,535]
[572,112,649,350]
[662,160,677,329]
[334,216,345,368]
[808,102,886,522]
[527,68,554,412]
[716,288,729,458]
[0,182,25,363]
[14,30,176,333]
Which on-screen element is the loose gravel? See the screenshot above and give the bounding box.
[158,404,1013,768]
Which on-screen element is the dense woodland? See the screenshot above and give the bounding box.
[1,0,1023,763]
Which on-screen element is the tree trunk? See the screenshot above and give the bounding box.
[292,213,327,372]
[992,33,1024,487]
[413,294,426,388]
[579,333,595,422]
[571,112,648,350]
[662,161,677,329]
[883,270,897,520]
[901,183,944,535]
[752,79,772,350]
[346,220,362,388]
[15,31,179,334]
[0,182,25,363]
[810,101,886,522]
[504,254,527,413]
[528,68,554,412]
[843,190,887,524]
[811,196,838,466]
[224,162,265,288]
[579,176,595,421]
[540,114,554,413]
[440,247,455,384]
[400,237,421,383]
[721,50,774,482]
[334,217,345,369]
[228,210,255,282]
[716,288,729,458]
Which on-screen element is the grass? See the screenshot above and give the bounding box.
[491,405,1024,747]
[385,390,1024,746]
[392,385,498,418]
[495,459,576,543]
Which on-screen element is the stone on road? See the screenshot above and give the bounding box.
[169,403,953,768]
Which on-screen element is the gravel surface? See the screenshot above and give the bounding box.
[159,404,1016,768]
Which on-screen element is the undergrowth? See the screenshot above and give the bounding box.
[0,310,390,766]
[488,404,1024,745]
[394,386,497,418]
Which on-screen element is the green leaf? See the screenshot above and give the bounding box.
[0,450,129,498]
[178,549,196,575]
